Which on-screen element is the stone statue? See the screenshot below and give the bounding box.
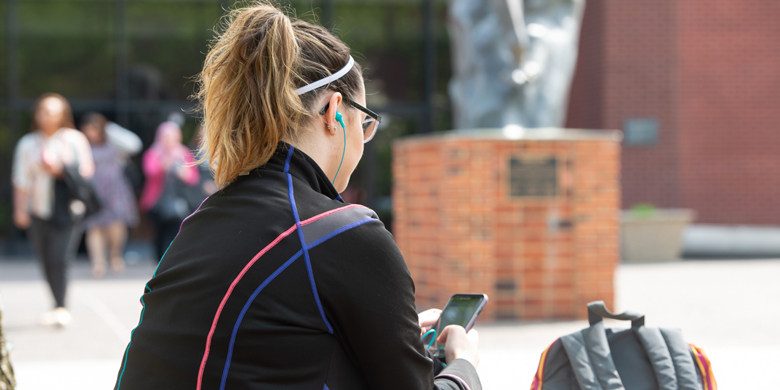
[448,0,586,129]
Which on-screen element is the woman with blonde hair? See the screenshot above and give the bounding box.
[114,3,481,389]
[12,93,94,326]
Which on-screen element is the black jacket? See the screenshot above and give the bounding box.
[114,144,481,390]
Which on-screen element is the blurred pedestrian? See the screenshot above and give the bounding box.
[140,121,200,261]
[12,93,94,326]
[189,124,218,198]
[80,112,141,278]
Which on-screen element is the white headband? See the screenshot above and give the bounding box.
[294,55,355,95]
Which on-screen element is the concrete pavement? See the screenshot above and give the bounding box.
[1,256,779,389]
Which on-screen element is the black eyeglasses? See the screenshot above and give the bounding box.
[319,98,382,143]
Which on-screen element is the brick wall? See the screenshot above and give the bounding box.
[567,1,780,224]
[677,1,780,224]
[393,132,620,320]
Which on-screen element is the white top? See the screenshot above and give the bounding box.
[12,128,95,219]
[105,121,143,157]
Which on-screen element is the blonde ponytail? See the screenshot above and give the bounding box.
[195,1,363,188]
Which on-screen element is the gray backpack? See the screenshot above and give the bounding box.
[530,301,716,390]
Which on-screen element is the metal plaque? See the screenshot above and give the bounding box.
[509,157,558,197]
[624,118,659,146]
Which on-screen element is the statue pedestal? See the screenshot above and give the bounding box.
[392,128,622,320]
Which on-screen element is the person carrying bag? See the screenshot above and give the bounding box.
[139,121,200,261]
[12,93,95,326]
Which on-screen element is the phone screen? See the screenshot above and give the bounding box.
[434,294,487,356]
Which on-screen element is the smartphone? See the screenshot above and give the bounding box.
[431,293,488,359]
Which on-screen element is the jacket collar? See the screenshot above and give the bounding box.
[261,142,342,201]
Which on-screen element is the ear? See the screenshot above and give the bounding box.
[323,92,343,136]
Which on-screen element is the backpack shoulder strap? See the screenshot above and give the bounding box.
[634,327,680,389]
[656,328,707,390]
[636,327,708,390]
[560,321,625,390]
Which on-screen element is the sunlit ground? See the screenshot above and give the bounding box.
[1,257,778,389]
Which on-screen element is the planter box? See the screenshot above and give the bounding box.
[621,209,696,263]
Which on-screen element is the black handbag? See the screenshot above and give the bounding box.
[151,171,201,222]
[52,165,102,226]
[63,165,102,217]
[46,131,102,225]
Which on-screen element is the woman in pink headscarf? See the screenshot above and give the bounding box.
[140,121,199,260]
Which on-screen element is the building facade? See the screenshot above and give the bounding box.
[567,0,780,225]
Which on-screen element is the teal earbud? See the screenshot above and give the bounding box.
[332,111,346,187]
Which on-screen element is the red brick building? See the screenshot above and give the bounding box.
[566,1,780,224]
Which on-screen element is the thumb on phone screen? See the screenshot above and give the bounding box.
[437,325,480,367]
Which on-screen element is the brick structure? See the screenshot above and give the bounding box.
[567,1,780,225]
[393,129,620,320]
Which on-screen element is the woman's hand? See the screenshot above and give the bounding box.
[438,325,480,368]
[41,147,64,178]
[418,308,441,335]
[14,210,31,230]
